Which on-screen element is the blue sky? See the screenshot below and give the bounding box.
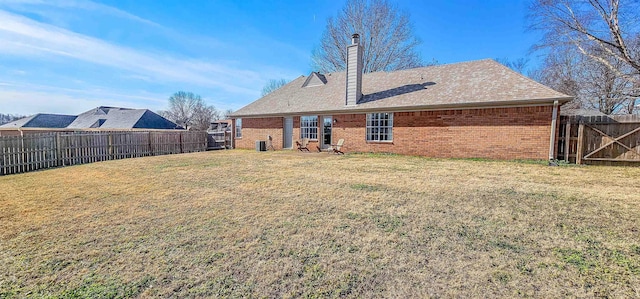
[0,0,540,116]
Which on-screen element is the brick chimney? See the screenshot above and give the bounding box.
[345,33,363,106]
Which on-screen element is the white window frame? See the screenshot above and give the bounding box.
[235,118,242,138]
[366,113,393,142]
[300,115,318,140]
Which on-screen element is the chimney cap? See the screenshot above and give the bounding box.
[351,33,360,45]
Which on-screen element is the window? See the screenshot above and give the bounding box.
[235,118,242,138]
[300,116,318,139]
[366,113,393,141]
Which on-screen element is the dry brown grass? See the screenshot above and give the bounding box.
[1,150,639,298]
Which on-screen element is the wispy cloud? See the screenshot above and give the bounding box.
[0,1,307,115]
[0,0,161,27]
[0,0,230,51]
[0,9,263,95]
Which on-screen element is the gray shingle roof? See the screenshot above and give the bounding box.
[231,59,572,117]
[67,107,181,129]
[0,107,181,130]
[133,110,183,129]
[0,114,77,128]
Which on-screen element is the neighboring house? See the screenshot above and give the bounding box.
[0,114,77,128]
[0,106,182,130]
[230,34,572,160]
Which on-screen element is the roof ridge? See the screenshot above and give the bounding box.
[319,58,500,77]
[21,114,40,127]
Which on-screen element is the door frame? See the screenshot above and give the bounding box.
[283,117,293,149]
[321,115,332,149]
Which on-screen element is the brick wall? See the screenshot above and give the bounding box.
[234,116,322,150]
[234,105,556,160]
[234,117,284,150]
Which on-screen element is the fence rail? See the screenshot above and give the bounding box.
[0,130,207,175]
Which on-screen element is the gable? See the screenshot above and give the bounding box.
[133,110,182,129]
[301,72,327,88]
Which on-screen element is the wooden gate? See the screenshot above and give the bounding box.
[558,115,640,165]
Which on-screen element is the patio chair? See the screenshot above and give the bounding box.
[317,139,345,154]
[331,139,345,154]
[296,138,310,152]
[266,135,275,151]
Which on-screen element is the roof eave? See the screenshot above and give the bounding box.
[230,97,573,118]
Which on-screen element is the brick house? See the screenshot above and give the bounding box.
[230,34,572,160]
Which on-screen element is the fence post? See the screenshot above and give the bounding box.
[148,131,153,156]
[564,121,571,162]
[201,131,206,151]
[576,123,585,165]
[179,132,184,153]
[19,131,25,173]
[55,132,62,166]
[108,132,114,160]
[0,137,4,175]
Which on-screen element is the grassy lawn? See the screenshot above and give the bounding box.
[1,150,639,298]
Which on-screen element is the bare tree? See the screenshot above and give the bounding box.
[221,109,234,119]
[496,57,530,75]
[0,113,26,125]
[424,58,440,67]
[161,91,219,130]
[529,0,640,97]
[530,48,583,109]
[532,46,636,114]
[261,79,289,96]
[312,0,422,74]
[580,53,636,114]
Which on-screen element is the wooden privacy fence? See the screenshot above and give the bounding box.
[0,130,207,175]
[557,114,640,165]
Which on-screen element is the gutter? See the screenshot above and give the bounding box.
[230,97,573,118]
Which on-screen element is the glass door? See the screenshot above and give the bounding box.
[322,116,332,149]
[283,117,293,149]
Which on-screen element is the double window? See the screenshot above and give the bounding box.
[235,118,242,138]
[300,116,318,139]
[366,113,393,141]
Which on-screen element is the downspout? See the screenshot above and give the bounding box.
[231,118,235,149]
[548,100,559,166]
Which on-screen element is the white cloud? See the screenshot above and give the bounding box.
[0,0,229,51]
[0,2,307,115]
[0,0,161,27]
[0,9,264,95]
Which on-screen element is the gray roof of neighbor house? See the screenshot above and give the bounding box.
[0,107,182,130]
[67,107,180,129]
[231,59,572,117]
[0,114,77,128]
